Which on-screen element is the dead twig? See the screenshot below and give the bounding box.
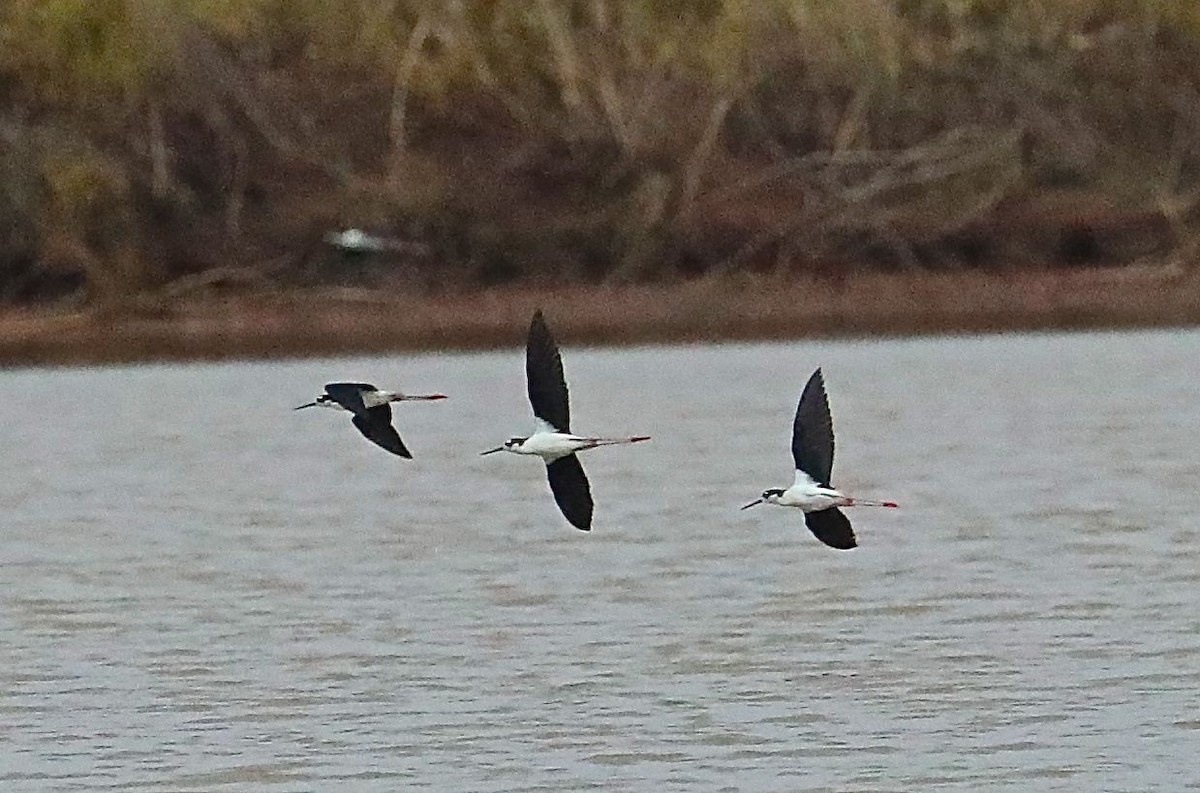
[388,11,434,168]
[707,127,1024,276]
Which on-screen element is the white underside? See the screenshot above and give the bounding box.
[510,432,591,460]
[504,419,638,461]
[497,419,644,460]
[770,470,848,512]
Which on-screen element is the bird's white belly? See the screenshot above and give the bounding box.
[520,433,588,459]
[778,487,846,512]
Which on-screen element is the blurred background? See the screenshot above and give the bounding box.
[2,0,1200,359]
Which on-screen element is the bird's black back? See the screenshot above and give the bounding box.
[804,508,856,549]
[545,454,592,530]
[324,382,375,414]
[526,310,571,433]
[792,368,835,486]
[351,404,412,458]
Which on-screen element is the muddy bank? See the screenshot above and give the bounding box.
[3,266,1197,368]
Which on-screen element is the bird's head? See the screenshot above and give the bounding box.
[741,488,785,510]
[480,437,527,455]
[294,394,332,410]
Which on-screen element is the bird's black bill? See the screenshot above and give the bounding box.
[294,402,318,410]
[740,498,764,510]
[480,447,505,456]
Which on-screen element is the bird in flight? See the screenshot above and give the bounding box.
[295,382,446,458]
[741,368,896,549]
[481,310,650,531]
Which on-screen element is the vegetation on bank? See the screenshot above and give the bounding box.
[2,0,1200,310]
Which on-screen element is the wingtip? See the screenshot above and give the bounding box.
[824,533,858,550]
[528,309,553,345]
[800,367,827,401]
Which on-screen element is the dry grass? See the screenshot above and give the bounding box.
[3,1,1200,306]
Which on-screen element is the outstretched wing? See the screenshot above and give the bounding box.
[351,404,412,458]
[792,368,835,486]
[526,310,570,433]
[545,454,592,531]
[803,508,856,550]
[325,382,373,414]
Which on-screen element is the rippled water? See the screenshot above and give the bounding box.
[2,329,1199,791]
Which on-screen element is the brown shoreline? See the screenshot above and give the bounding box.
[2,267,1198,368]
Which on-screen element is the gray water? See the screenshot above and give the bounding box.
[2,329,1198,791]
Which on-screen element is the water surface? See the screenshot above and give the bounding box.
[2,329,1198,791]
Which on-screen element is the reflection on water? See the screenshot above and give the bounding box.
[1,329,1198,791]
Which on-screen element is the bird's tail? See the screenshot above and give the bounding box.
[583,436,651,447]
[844,498,898,508]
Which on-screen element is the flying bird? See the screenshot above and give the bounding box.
[741,368,896,549]
[295,382,446,458]
[481,310,650,531]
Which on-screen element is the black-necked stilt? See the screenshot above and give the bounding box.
[295,382,446,458]
[323,228,429,256]
[741,368,896,549]
[481,310,650,531]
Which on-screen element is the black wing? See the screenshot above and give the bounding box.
[804,508,856,550]
[325,382,374,414]
[526,310,570,432]
[351,404,412,458]
[545,454,592,531]
[792,368,835,486]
